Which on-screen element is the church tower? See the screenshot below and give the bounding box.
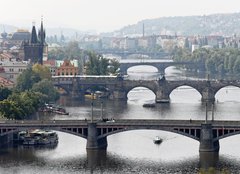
[23,19,47,65]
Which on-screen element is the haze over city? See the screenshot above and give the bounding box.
[1,0,240,32]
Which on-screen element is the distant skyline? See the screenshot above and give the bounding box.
[1,0,240,33]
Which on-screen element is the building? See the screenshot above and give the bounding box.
[0,59,29,83]
[11,29,31,46]
[22,20,48,64]
[43,59,56,76]
[55,59,78,76]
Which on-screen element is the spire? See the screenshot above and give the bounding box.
[38,16,46,44]
[31,21,38,43]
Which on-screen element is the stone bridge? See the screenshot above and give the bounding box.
[96,50,169,59]
[119,59,190,75]
[52,76,240,103]
[1,119,240,152]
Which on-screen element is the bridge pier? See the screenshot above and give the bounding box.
[199,123,219,152]
[0,133,13,147]
[86,123,107,150]
[109,90,127,100]
[201,89,215,103]
[155,90,170,103]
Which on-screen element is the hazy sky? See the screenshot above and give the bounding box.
[1,0,240,32]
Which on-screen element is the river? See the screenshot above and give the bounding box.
[0,66,240,173]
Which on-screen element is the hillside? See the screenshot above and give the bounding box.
[107,12,240,37]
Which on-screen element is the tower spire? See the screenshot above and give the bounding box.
[38,16,46,44]
[30,21,38,43]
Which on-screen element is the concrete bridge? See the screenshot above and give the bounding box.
[52,76,240,103]
[1,119,240,152]
[119,59,189,75]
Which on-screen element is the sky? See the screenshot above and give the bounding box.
[1,0,240,33]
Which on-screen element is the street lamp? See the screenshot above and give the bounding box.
[91,92,94,123]
[101,100,103,121]
[205,102,208,123]
[211,102,214,122]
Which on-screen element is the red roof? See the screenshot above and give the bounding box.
[0,76,14,88]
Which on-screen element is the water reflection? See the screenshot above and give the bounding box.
[199,152,219,171]
[87,150,107,171]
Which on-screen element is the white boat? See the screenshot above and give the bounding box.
[153,136,162,144]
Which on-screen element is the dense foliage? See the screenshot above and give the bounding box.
[173,47,240,76]
[0,64,59,120]
[85,51,120,75]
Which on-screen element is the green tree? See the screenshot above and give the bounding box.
[0,87,12,101]
[85,52,110,75]
[32,79,59,102]
[108,59,120,75]
[15,68,41,92]
[233,57,240,74]
[0,100,24,120]
[32,64,51,80]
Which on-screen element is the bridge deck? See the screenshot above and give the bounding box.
[0,119,240,128]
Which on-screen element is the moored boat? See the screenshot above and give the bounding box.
[19,129,58,146]
[39,103,69,115]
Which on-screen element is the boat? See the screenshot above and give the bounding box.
[39,103,69,115]
[143,103,156,107]
[20,129,58,146]
[85,94,96,100]
[153,136,162,144]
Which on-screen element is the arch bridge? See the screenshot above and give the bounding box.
[119,59,190,75]
[52,76,240,103]
[1,119,240,152]
[96,50,169,59]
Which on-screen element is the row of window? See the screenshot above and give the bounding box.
[57,73,77,76]
[8,68,25,72]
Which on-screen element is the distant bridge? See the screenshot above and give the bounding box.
[119,59,190,75]
[96,50,170,59]
[52,76,240,103]
[1,119,240,152]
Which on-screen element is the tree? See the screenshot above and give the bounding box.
[15,68,41,92]
[85,52,110,75]
[32,79,59,102]
[0,87,12,101]
[32,64,51,80]
[184,37,190,49]
[0,100,25,120]
[233,57,240,74]
[65,41,82,59]
[108,59,120,75]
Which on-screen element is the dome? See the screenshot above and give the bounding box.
[1,32,7,39]
[11,30,30,41]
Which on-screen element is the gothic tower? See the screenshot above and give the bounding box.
[23,19,47,65]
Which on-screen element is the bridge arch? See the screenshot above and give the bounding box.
[215,85,240,102]
[98,127,200,142]
[54,84,70,95]
[215,130,240,141]
[2,127,88,140]
[168,85,202,102]
[120,63,169,75]
[127,65,158,74]
[126,86,157,98]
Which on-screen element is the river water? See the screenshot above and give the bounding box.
[1,66,240,173]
